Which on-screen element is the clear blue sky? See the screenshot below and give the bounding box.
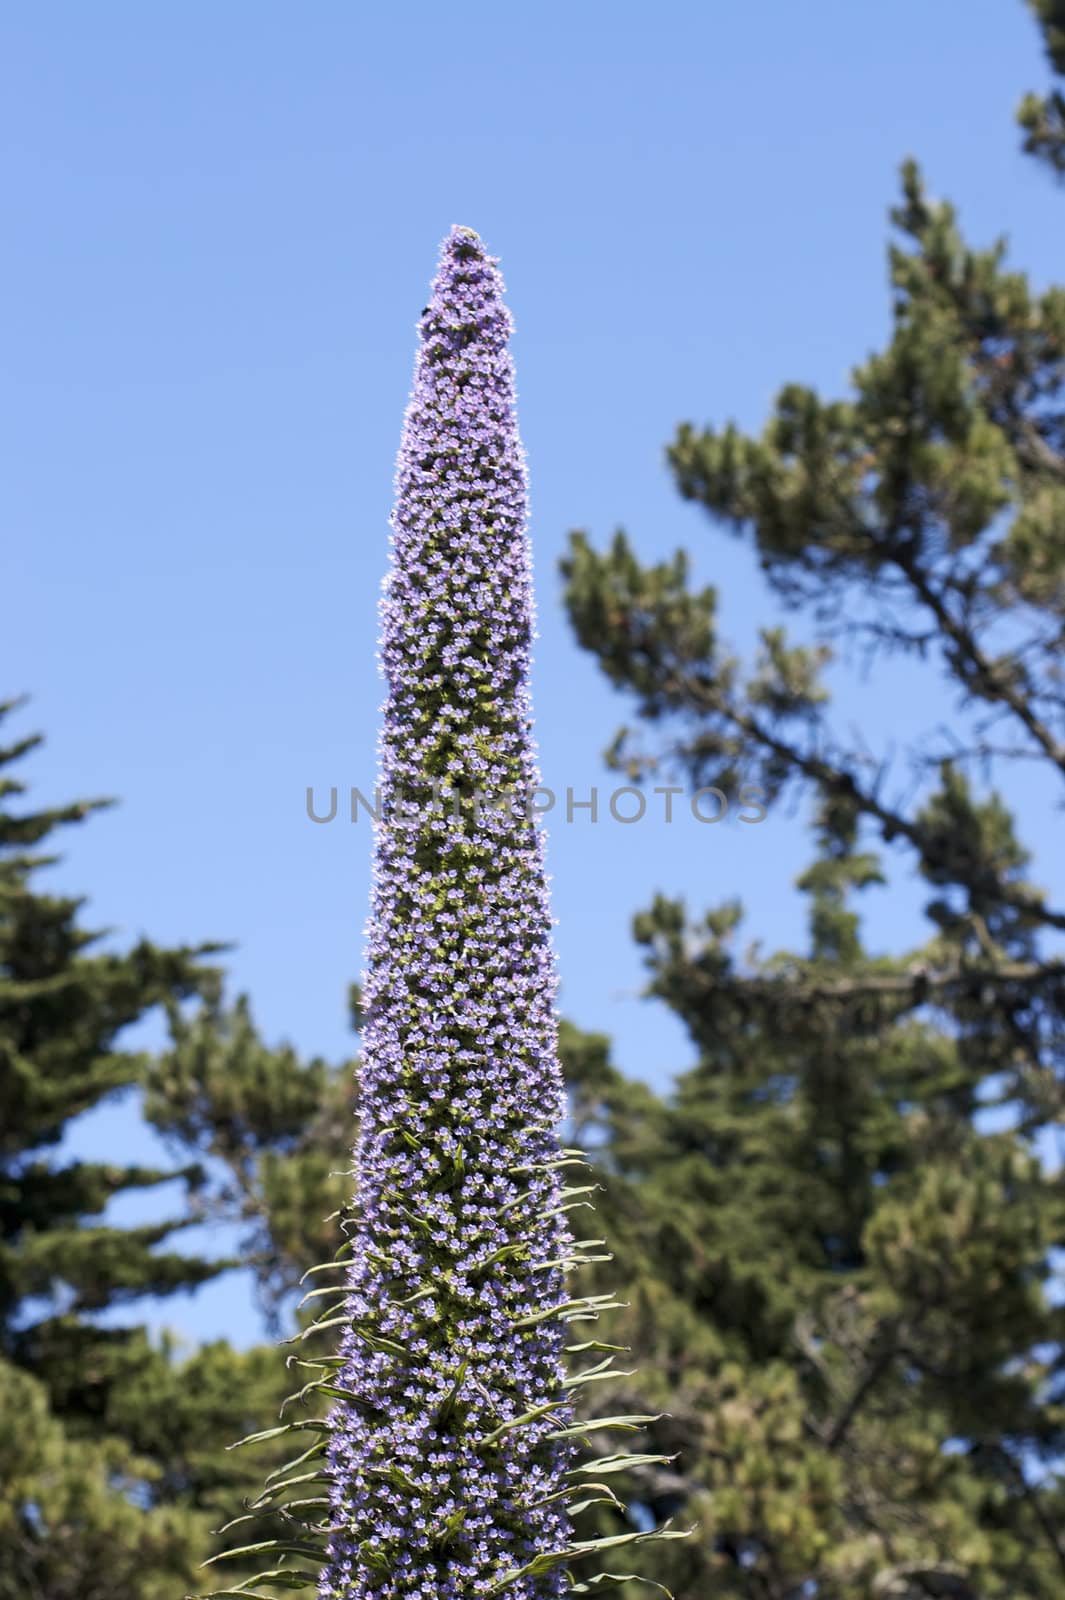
[3,0,1061,1346]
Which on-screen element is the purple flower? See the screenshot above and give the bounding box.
[320,227,577,1599]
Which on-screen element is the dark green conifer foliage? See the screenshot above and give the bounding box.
[144,987,358,1331]
[0,698,225,1402]
[0,700,303,1598]
[1020,0,1065,174]
[558,8,1065,1595]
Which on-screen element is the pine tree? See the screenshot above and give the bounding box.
[558,818,1065,1598]
[558,5,1065,1596]
[0,697,366,1598]
[1020,0,1065,174]
[0,697,224,1394]
[144,987,359,1332]
[0,697,259,1596]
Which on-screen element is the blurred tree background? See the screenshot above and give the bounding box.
[3,3,1065,1597]
[0,699,352,1599]
[561,4,1065,1593]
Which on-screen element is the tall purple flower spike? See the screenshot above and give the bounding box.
[320,226,579,1598]
[198,227,680,1600]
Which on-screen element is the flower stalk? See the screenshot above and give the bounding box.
[199,227,683,1600]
